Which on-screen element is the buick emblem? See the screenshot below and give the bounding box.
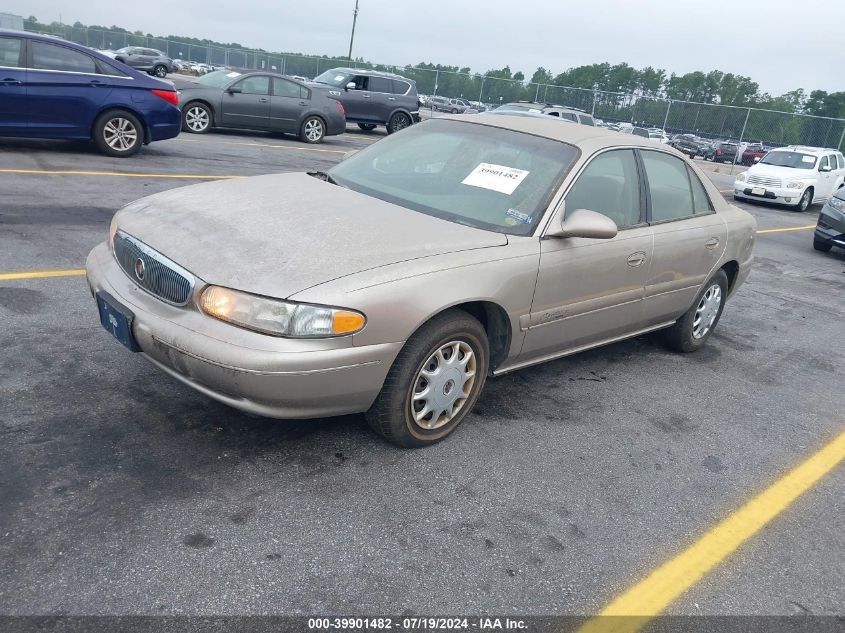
[134,257,146,281]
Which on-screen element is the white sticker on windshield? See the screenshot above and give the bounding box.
[802,155,815,163]
[226,72,242,78]
[461,163,530,195]
[335,75,345,81]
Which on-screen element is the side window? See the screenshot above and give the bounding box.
[827,154,837,170]
[580,115,595,126]
[838,154,845,169]
[392,80,410,95]
[299,86,311,99]
[641,151,695,222]
[31,41,97,74]
[547,111,560,117]
[687,166,713,214]
[96,60,129,77]
[234,75,270,95]
[351,75,367,90]
[565,150,642,228]
[370,77,393,94]
[561,113,577,122]
[272,78,300,98]
[819,155,829,170]
[0,37,22,68]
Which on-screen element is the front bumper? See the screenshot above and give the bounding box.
[85,242,402,419]
[733,183,804,206]
[815,205,845,247]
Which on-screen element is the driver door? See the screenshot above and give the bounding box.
[220,75,271,129]
[519,149,654,363]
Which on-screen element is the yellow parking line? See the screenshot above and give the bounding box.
[0,268,86,281]
[756,224,816,234]
[0,168,243,180]
[175,138,347,154]
[577,427,845,633]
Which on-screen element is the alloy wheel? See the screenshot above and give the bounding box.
[185,106,210,132]
[410,340,477,430]
[304,118,323,142]
[103,117,138,152]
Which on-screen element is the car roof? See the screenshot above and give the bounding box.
[327,66,413,81]
[780,145,841,154]
[444,113,686,153]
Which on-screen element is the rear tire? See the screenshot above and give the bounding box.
[92,110,143,157]
[299,116,325,143]
[153,64,167,78]
[663,270,729,353]
[366,309,489,447]
[814,237,833,252]
[387,112,411,134]
[357,123,377,131]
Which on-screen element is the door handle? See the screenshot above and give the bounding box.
[388,97,396,101]
[258,97,269,103]
[705,237,720,250]
[299,101,307,106]
[362,94,371,99]
[627,251,647,267]
[1,78,21,86]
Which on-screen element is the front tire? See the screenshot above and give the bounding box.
[387,112,411,134]
[153,64,167,78]
[182,102,212,133]
[300,116,325,143]
[796,188,813,212]
[92,110,143,157]
[366,309,489,447]
[663,270,729,353]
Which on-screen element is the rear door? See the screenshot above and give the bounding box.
[0,35,27,135]
[269,77,307,132]
[392,79,416,113]
[520,149,654,362]
[640,150,727,326]
[220,75,271,129]
[366,75,393,122]
[26,40,113,138]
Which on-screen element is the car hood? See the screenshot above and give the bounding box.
[746,164,816,179]
[115,172,508,299]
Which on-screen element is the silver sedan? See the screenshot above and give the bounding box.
[86,115,756,446]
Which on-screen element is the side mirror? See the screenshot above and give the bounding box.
[345,81,356,91]
[226,86,242,94]
[549,208,618,240]
[820,165,832,172]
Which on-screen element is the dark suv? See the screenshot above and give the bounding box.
[113,47,173,78]
[311,68,420,134]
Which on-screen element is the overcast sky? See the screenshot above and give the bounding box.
[9,0,844,96]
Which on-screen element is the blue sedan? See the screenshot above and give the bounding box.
[0,30,180,156]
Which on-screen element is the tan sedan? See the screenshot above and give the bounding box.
[86,115,756,447]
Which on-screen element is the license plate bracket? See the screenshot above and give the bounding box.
[96,291,141,352]
[751,186,766,196]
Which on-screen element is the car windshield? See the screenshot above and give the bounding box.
[194,69,243,88]
[760,151,817,169]
[313,69,351,87]
[328,118,579,236]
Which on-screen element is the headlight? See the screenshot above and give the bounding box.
[829,196,845,211]
[786,181,803,190]
[109,215,119,249]
[736,173,747,182]
[200,285,366,338]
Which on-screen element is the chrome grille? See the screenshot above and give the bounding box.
[113,231,195,305]
[747,175,782,188]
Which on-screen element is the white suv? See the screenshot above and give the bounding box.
[734,146,845,211]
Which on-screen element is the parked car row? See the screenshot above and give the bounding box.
[494,102,596,126]
[0,30,423,154]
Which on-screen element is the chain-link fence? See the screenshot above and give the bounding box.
[29,24,845,151]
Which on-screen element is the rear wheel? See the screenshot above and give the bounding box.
[182,102,212,133]
[663,270,729,353]
[814,237,833,252]
[366,309,488,447]
[387,112,411,134]
[796,188,813,212]
[357,123,377,131]
[92,110,143,157]
[300,116,325,143]
[153,64,167,78]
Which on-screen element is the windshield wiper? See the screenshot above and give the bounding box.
[307,171,342,186]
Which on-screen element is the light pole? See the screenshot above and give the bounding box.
[347,0,359,61]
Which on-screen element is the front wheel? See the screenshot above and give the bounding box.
[366,309,489,447]
[387,112,411,134]
[153,64,167,78]
[357,123,377,131]
[796,188,813,212]
[182,102,212,133]
[663,270,729,353]
[92,110,143,157]
[299,116,325,143]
